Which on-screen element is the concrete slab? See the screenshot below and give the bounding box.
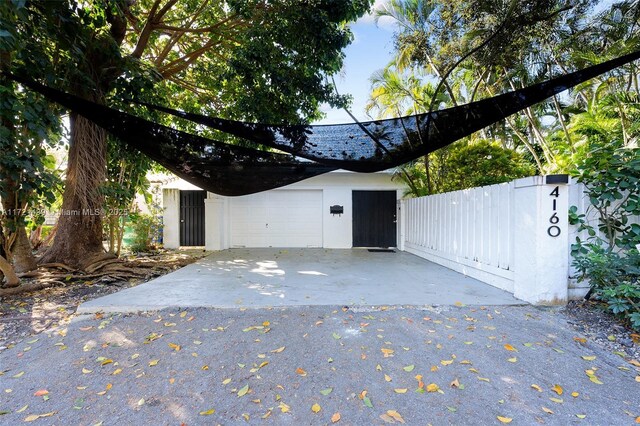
[78,249,523,313]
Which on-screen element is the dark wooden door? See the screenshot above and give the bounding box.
[352,190,397,247]
[180,190,206,246]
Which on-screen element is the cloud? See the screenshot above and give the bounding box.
[356,0,397,30]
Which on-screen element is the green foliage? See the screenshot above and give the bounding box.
[438,140,535,192]
[128,213,156,253]
[570,145,640,329]
[394,140,534,197]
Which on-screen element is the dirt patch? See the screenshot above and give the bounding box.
[561,300,640,361]
[0,249,209,351]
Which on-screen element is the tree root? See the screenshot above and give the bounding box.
[0,279,66,296]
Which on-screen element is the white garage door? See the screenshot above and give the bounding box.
[230,190,323,247]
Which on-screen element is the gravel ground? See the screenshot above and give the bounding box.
[0,304,639,425]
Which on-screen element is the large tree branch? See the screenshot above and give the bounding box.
[131,0,163,59]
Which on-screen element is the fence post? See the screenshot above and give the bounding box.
[513,175,570,304]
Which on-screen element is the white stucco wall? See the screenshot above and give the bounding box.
[200,170,404,250]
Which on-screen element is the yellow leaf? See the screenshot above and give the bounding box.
[431,365,439,372]
[296,367,307,376]
[531,384,542,392]
[507,357,517,363]
[100,359,113,366]
[571,392,579,397]
[271,346,285,353]
[384,374,392,382]
[549,397,563,404]
[13,371,25,378]
[394,388,408,394]
[588,376,603,385]
[168,343,181,351]
[552,384,563,395]
[199,409,215,415]
[381,348,394,357]
[576,414,586,419]
[222,378,231,385]
[636,376,640,383]
[581,355,596,361]
[201,365,209,370]
[82,368,92,374]
[387,410,405,423]
[237,384,249,397]
[503,344,517,352]
[628,360,640,367]
[440,360,453,366]
[478,377,490,382]
[426,383,439,392]
[24,412,56,422]
[106,383,112,391]
[279,402,290,413]
[112,368,122,375]
[169,378,175,384]
[149,359,159,367]
[542,406,554,414]
[497,416,513,423]
[16,405,28,413]
[331,412,341,423]
[180,311,187,318]
[311,403,321,413]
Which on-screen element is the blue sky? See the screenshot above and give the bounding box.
[315,6,397,124]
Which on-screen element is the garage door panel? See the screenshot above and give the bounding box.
[230,190,322,248]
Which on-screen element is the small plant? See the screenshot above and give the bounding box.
[128,213,155,253]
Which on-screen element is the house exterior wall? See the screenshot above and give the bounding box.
[202,171,405,250]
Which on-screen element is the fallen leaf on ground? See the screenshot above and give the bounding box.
[542,406,554,414]
[497,416,512,423]
[386,410,405,423]
[33,390,48,397]
[394,388,407,394]
[237,384,249,397]
[24,412,57,422]
[384,374,392,382]
[320,388,333,396]
[426,383,439,392]
[581,355,596,361]
[504,344,517,352]
[168,343,181,351]
[271,346,285,353]
[552,384,563,395]
[311,403,321,413]
[296,368,307,376]
[199,409,215,415]
[450,379,460,388]
[331,412,341,423]
[576,414,586,419]
[403,365,415,372]
[549,397,563,404]
[571,392,579,397]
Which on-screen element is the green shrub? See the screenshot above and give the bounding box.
[128,213,155,253]
[570,146,640,330]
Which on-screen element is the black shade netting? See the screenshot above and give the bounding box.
[131,50,640,173]
[5,49,639,196]
[6,74,337,196]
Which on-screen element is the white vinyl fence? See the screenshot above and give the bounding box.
[400,175,601,304]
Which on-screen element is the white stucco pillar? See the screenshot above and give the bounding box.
[513,175,569,304]
[205,193,227,251]
[162,188,180,249]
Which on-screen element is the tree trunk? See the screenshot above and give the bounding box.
[40,111,108,270]
[11,226,37,273]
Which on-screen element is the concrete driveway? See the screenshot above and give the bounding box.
[78,249,522,313]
